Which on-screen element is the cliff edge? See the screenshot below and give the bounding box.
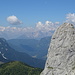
[40,23,75,75]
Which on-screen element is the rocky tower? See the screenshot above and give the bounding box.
[40,23,75,75]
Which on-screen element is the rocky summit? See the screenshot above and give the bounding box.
[40,23,75,75]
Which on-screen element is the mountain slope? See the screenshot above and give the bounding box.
[0,38,45,68]
[8,36,51,60]
[0,53,9,65]
[0,53,9,63]
[0,61,43,75]
[41,23,75,75]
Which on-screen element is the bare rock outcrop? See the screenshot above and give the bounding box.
[40,23,75,75]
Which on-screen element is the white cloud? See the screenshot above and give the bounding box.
[0,21,60,39]
[36,21,43,26]
[45,21,54,26]
[7,15,22,25]
[36,21,44,30]
[0,26,5,31]
[55,22,60,24]
[3,13,75,39]
[36,21,60,31]
[66,13,75,25]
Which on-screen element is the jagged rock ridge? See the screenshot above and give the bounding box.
[40,23,75,75]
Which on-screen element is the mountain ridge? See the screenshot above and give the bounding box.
[0,38,45,68]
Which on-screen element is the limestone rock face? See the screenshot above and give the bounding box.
[40,23,75,75]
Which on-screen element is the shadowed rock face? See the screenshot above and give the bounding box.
[40,23,75,75]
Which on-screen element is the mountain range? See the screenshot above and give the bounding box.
[0,26,54,40]
[7,36,51,60]
[0,38,45,68]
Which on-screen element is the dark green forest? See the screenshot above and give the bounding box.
[0,61,43,75]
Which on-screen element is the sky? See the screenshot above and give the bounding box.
[0,0,75,27]
[0,0,75,39]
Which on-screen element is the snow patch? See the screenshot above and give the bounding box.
[2,54,7,59]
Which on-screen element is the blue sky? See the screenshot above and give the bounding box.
[0,0,75,27]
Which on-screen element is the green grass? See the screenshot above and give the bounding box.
[47,66,53,69]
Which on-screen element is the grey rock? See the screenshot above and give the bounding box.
[40,23,75,75]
